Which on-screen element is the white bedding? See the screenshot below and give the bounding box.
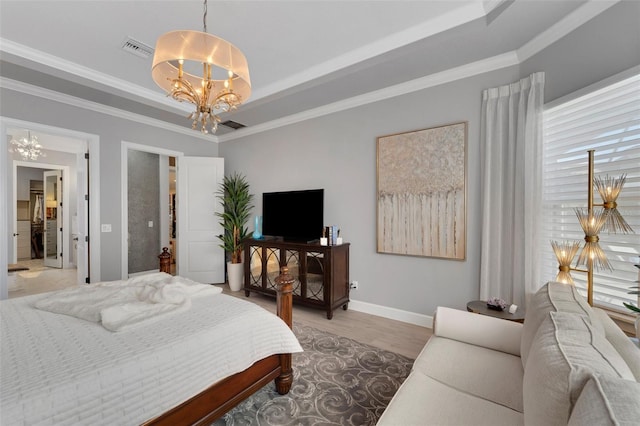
[0,278,302,425]
[34,273,221,331]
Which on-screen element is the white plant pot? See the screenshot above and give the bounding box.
[227,262,244,292]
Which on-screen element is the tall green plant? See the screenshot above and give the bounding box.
[216,173,254,264]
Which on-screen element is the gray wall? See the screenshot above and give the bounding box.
[127,150,160,273]
[219,1,640,316]
[1,89,218,281]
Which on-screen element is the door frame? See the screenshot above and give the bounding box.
[0,117,101,299]
[120,141,183,279]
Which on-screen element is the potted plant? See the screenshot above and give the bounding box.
[216,172,254,291]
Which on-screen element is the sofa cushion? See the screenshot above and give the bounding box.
[568,374,640,426]
[377,370,524,426]
[521,281,602,366]
[593,308,640,381]
[413,336,524,412]
[523,312,635,425]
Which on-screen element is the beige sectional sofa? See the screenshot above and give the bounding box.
[378,282,640,425]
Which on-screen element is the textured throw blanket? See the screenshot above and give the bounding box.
[34,273,221,331]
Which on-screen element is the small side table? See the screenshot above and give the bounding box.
[466,300,526,323]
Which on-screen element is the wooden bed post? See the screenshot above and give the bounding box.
[158,247,171,274]
[274,266,294,395]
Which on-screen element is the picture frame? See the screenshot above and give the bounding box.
[377,122,467,260]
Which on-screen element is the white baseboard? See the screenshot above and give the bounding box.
[349,299,433,329]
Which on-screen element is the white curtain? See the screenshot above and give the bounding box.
[479,72,544,307]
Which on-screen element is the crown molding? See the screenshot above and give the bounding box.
[251,1,487,102]
[218,51,519,143]
[221,0,616,142]
[0,38,191,115]
[0,77,219,143]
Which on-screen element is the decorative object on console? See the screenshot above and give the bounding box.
[9,130,45,161]
[551,150,634,306]
[216,173,254,291]
[152,0,250,134]
[486,297,507,311]
[252,215,263,240]
[377,122,467,260]
[323,226,340,245]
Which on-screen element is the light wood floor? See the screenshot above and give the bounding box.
[223,285,432,360]
[8,259,78,298]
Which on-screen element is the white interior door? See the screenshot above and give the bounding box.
[177,157,224,283]
[43,170,62,268]
[76,153,89,284]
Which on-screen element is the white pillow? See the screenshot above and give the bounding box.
[521,282,601,366]
[523,312,634,425]
[568,374,640,426]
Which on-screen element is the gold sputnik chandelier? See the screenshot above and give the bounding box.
[152,0,250,134]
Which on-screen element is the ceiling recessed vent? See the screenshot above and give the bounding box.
[121,37,154,59]
[221,120,246,130]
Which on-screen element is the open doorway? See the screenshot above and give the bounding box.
[2,119,101,300]
[10,160,74,297]
[121,142,181,279]
[9,164,74,297]
[121,143,225,283]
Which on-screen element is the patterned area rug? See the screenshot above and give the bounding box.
[214,324,414,426]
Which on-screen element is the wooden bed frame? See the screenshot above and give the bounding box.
[145,250,295,425]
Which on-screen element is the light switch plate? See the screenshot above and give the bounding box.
[101,224,112,232]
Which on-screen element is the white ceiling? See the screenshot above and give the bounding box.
[0,1,608,142]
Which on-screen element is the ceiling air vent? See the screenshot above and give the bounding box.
[221,120,246,130]
[121,37,154,59]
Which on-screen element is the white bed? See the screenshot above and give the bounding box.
[0,273,302,425]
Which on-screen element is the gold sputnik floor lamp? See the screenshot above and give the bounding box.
[551,150,633,306]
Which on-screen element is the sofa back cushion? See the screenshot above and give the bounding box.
[568,374,640,426]
[523,312,634,426]
[521,282,601,366]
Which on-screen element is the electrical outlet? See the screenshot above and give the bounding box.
[350,280,359,290]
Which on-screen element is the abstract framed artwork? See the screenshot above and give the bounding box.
[377,122,467,260]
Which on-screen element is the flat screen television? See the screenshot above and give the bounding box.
[262,189,324,242]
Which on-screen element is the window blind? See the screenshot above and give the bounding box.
[542,72,640,312]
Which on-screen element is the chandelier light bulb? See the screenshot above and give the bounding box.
[551,240,581,285]
[594,174,633,234]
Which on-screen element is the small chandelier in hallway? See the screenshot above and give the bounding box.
[9,131,45,161]
[152,0,251,134]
